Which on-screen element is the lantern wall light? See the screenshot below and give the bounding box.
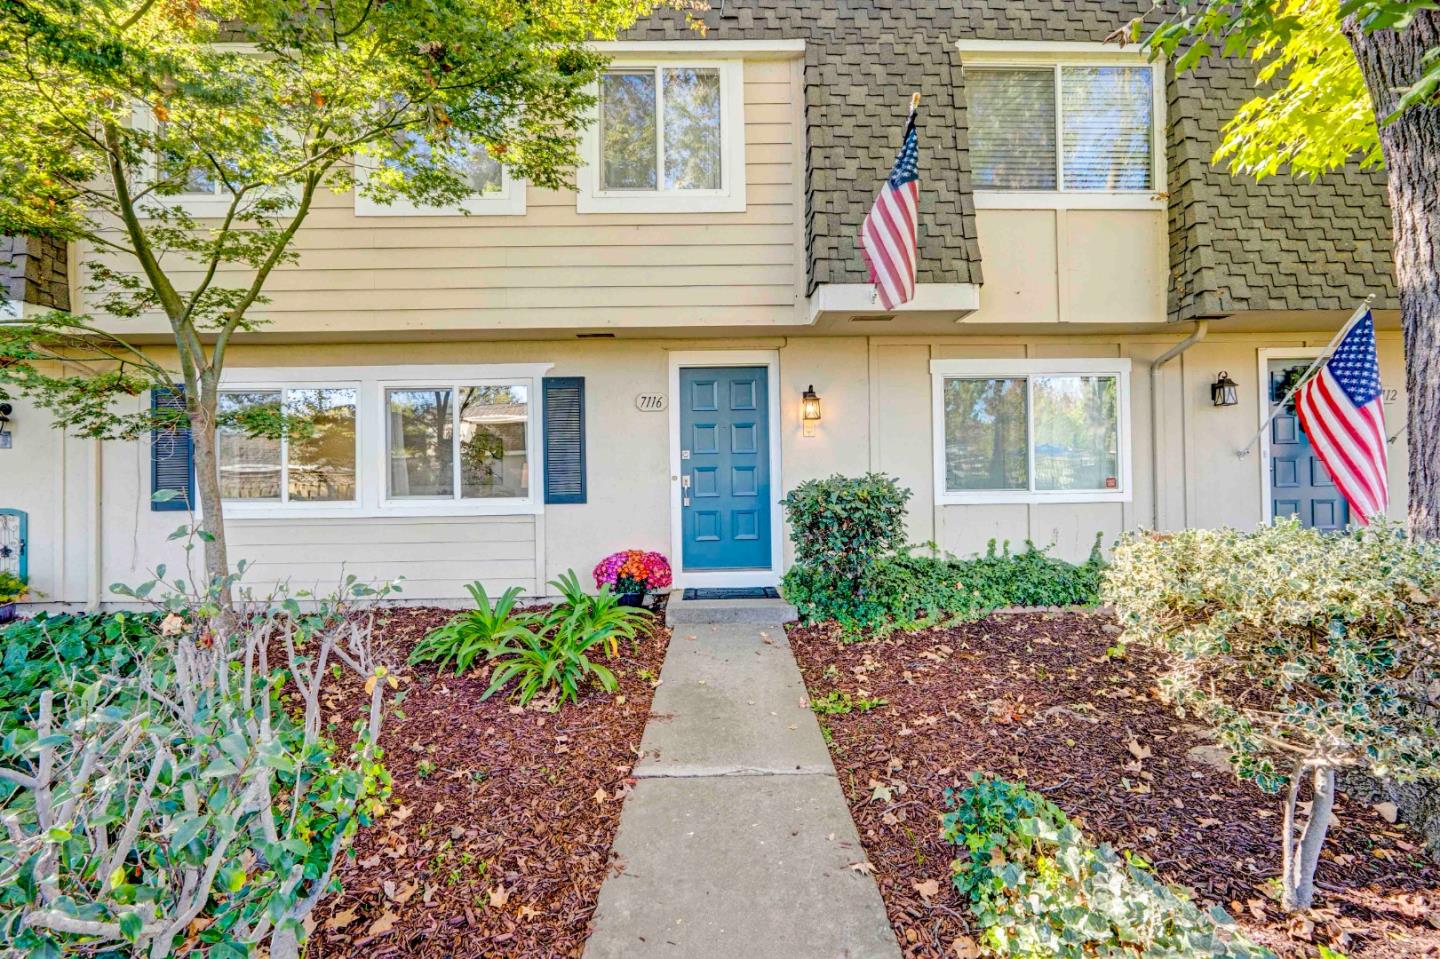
[1211,372,1239,408]
[801,385,822,437]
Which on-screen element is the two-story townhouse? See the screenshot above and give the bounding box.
[0,0,1408,607]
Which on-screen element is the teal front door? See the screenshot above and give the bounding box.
[1268,358,1350,530]
[679,367,771,571]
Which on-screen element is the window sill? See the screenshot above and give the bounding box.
[973,191,1165,211]
[937,490,1132,506]
[222,502,543,521]
[574,189,746,215]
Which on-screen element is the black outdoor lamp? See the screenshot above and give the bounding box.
[801,385,822,437]
[1211,372,1239,408]
[0,402,11,434]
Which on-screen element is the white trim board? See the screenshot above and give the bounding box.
[667,349,784,590]
[591,39,806,58]
[929,357,1134,506]
[807,283,981,321]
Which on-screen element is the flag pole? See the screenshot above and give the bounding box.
[1235,294,1376,458]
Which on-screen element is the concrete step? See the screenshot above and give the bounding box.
[665,595,798,626]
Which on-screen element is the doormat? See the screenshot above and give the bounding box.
[682,587,780,601]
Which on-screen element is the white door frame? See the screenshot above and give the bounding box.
[667,349,784,589]
[1257,347,1323,524]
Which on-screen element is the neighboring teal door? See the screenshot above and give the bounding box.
[1268,358,1350,530]
[679,367,771,571]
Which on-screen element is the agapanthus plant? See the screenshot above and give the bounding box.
[594,550,672,595]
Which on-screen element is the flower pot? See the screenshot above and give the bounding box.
[617,592,645,608]
[0,602,16,625]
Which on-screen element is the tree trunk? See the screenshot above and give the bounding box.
[187,381,232,601]
[1282,766,1338,911]
[1344,12,1440,539]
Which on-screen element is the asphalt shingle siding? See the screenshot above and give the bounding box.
[1,234,69,311]
[628,0,1399,318]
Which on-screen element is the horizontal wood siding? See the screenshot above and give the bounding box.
[226,515,537,598]
[82,60,803,334]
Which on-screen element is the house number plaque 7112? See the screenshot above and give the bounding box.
[635,392,667,412]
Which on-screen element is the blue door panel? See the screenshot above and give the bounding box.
[1268,359,1349,531]
[680,366,771,571]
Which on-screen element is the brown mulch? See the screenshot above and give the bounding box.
[307,605,670,959]
[788,612,1440,959]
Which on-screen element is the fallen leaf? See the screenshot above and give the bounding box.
[849,860,876,876]
[593,787,609,805]
[367,911,398,936]
[952,935,982,958]
[1373,801,1399,823]
[325,907,359,931]
[488,884,510,909]
[1127,737,1152,761]
[913,878,941,901]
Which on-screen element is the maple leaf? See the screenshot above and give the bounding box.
[1126,737,1152,761]
[367,911,398,936]
[488,884,510,909]
[324,907,359,931]
[912,878,940,901]
[849,860,876,876]
[952,935,982,958]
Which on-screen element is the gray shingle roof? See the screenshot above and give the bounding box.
[1,234,69,311]
[627,1,1399,318]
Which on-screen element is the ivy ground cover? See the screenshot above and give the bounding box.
[306,606,669,959]
[788,612,1440,959]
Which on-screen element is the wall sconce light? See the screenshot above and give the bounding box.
[0,403,11,449]
[1211,372,1239,408]
[801,385,822,437]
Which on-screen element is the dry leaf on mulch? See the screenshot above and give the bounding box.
[306,605,670,959]
[789,612,1440,959]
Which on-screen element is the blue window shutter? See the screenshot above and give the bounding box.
[151,387,194,512]
[543,377,586,505]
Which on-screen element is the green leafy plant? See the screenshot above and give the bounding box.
[1103,520,1440,911]
[809,691,888,715]
[548,569,653,658]
[408,583,540,674]
[0,611,159,733]
[784,538,1105,639]
[0,571,27,603]
[942,776,1273,959]
[782,473,911,583]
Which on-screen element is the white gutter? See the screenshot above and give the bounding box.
[1149,321,1208,530]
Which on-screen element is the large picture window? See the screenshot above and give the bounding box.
[964,61,1158,201]
[219,386,359,506]
[932,359,1131,504]
[577,59,746,213]
[386,384,530,502]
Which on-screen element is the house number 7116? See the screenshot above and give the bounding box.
[635,392,667,412]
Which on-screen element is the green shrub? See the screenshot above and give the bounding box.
[783,538,1105,638]
[942,776,1272,959]
[781,473,911,581]
[0,612,159,732]
[421,570,653,706]
[0,570,27,603]
[408,583,541,674]
[1103,520,1440,910]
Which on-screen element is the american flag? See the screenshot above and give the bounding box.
[860,110,919,310]
[1295,311,1389,523]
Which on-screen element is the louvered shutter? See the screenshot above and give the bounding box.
[542,377,586,504]
[151,387,194,512]
[1061,66,1153,191]
[964,68,1057,190]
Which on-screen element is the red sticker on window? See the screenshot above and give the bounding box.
[1105,477,1117,489]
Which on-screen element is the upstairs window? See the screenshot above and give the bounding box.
[577,59,746,214]
[355,129,524,216]
[965,62,1159,203]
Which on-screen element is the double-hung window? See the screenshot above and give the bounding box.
[962,53,1162,208]
[577,60,746,213]
[931,359,1131,504]
[385,383,531,504]
[219,385,360,508]
[355,129,525,216]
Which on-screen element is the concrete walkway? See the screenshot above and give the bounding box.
[584,614,901,959]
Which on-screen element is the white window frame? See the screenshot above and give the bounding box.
[216,363,552,520]
[218,381,364,515]
[957,41,1166,211]
[352,146,526,217]
[576,58,747,214]
[132,106,300,218]
[930,357,1133,505]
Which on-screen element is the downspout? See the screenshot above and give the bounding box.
[1149,321,1207,530]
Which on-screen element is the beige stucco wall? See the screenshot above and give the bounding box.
[1,328,1409,607]
[74,57,807,337]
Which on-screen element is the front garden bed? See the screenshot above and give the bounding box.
[307,606,670,959]
[789,612,1440,959]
